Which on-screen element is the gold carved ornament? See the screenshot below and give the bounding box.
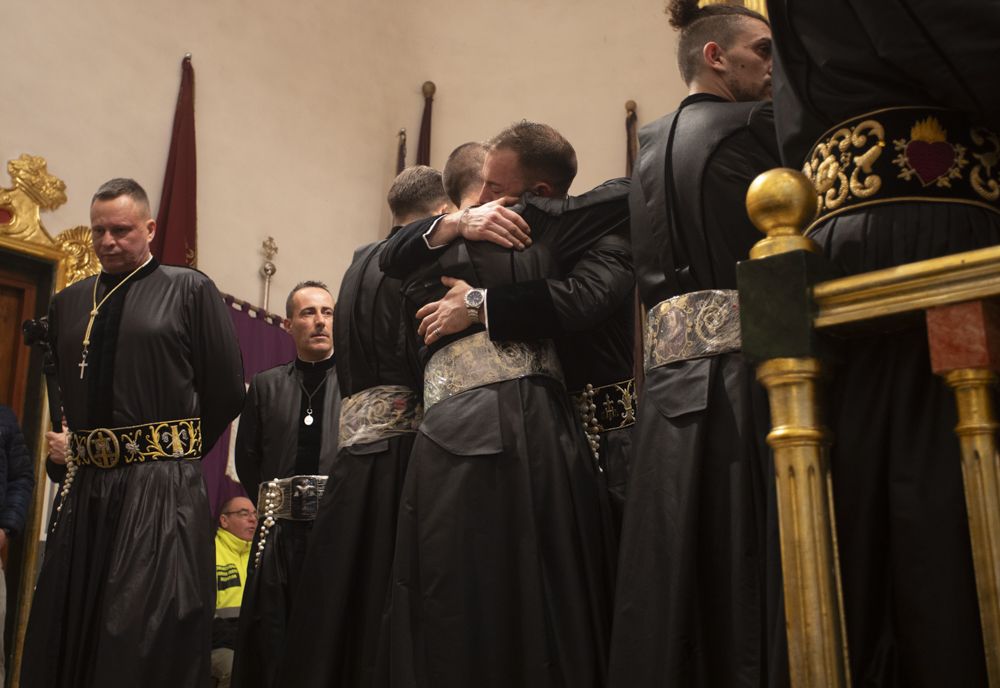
[0,155,67,245]
[0,153,99,288]
[54,226,100,286]
[804,119,885,215]
[970,126,1000,202]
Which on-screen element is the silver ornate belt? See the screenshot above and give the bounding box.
[424,331,564,411]
[254,475,328,568]
[256,475,327,521]
[338,384,422,449]
[644,289,742,371]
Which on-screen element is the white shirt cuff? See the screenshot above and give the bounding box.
[422,216,448,250]
[482,289,490,332]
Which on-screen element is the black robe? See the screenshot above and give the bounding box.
[278,231,422,688]
[21,260,245,688]
[375,183,628,688]
[767,2,1000,684]
[382,185,636,532]
[609,95,781,688]
[486,232,636,533]
[231,356,340,688]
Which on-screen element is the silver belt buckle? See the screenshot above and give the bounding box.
[288,475,324,520]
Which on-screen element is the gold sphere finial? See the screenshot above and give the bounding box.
[422,81,436,98]
[745,168,820,259]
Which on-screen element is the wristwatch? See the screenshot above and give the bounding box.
[464,288,486,322]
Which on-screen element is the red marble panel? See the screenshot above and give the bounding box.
[926,299,1000,373]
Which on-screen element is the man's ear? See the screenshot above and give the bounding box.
[532,181,557,198]
[146,218,157,243]
[282,318,292,332]
[703,41,726,73]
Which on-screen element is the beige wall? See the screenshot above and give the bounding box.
[1,0,685,306]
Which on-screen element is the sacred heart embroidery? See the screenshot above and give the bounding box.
[893,117,968,188]
[905,140,956,185]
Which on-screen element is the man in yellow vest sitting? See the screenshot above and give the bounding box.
[213,497,257,688]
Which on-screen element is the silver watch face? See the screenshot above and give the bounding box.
[464,288,485,309]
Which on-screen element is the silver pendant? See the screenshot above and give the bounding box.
[303,414,314,426]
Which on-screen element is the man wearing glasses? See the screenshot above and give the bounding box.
[212,497,257,688]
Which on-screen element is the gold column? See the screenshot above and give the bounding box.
[944,368,1000,684]
[925,301,1000,684]
[746,169,850,687]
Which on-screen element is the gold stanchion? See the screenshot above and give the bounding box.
[744,169,851,687]
[757,358,849,687]
[943,368,1000,685]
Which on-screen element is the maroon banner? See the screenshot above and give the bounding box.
[152,55,197,267]
[625,100,639,177]
[397,128,407,174]
[202,296,296,518]
[417,81,435,166]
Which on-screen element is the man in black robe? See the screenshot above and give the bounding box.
[231,280,341,688]
[394,123,636,533]
[377,122,627,688]
[767,2,1000,684]
[608,4,781,686]
[277,165,448,688]
[21,178,245,688]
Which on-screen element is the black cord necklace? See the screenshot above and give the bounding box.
[296,374,327,426]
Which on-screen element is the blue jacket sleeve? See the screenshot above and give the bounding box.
[0,407,36,537]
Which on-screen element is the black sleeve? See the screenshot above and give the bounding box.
[0,408,35,536]
[378,215,445,278]
[629,157,666,310]
[521,178,631,267]
[189,277,246,452]
[702,110,783,286]
[234,378,262,502]
[487,234,634,341]
[46,458,67,484]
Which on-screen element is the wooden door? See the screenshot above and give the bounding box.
[0,268,36,420]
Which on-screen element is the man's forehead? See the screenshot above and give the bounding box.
[484,148,525,183]
[91,195,146,221]
[486,147,520,167]
[224,496,252,512]
[293,288,334,310]
[740,17,772,41]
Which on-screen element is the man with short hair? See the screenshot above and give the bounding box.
[609,2,780,685]
[231,281,341,688]
[386,164,453,226]
[278,165,446,688]
[212,496,256,688]
[21,177,245,688]
[378,124,630,687]
[442,141,487,209]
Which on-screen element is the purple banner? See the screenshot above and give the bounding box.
[203,295,295,518]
